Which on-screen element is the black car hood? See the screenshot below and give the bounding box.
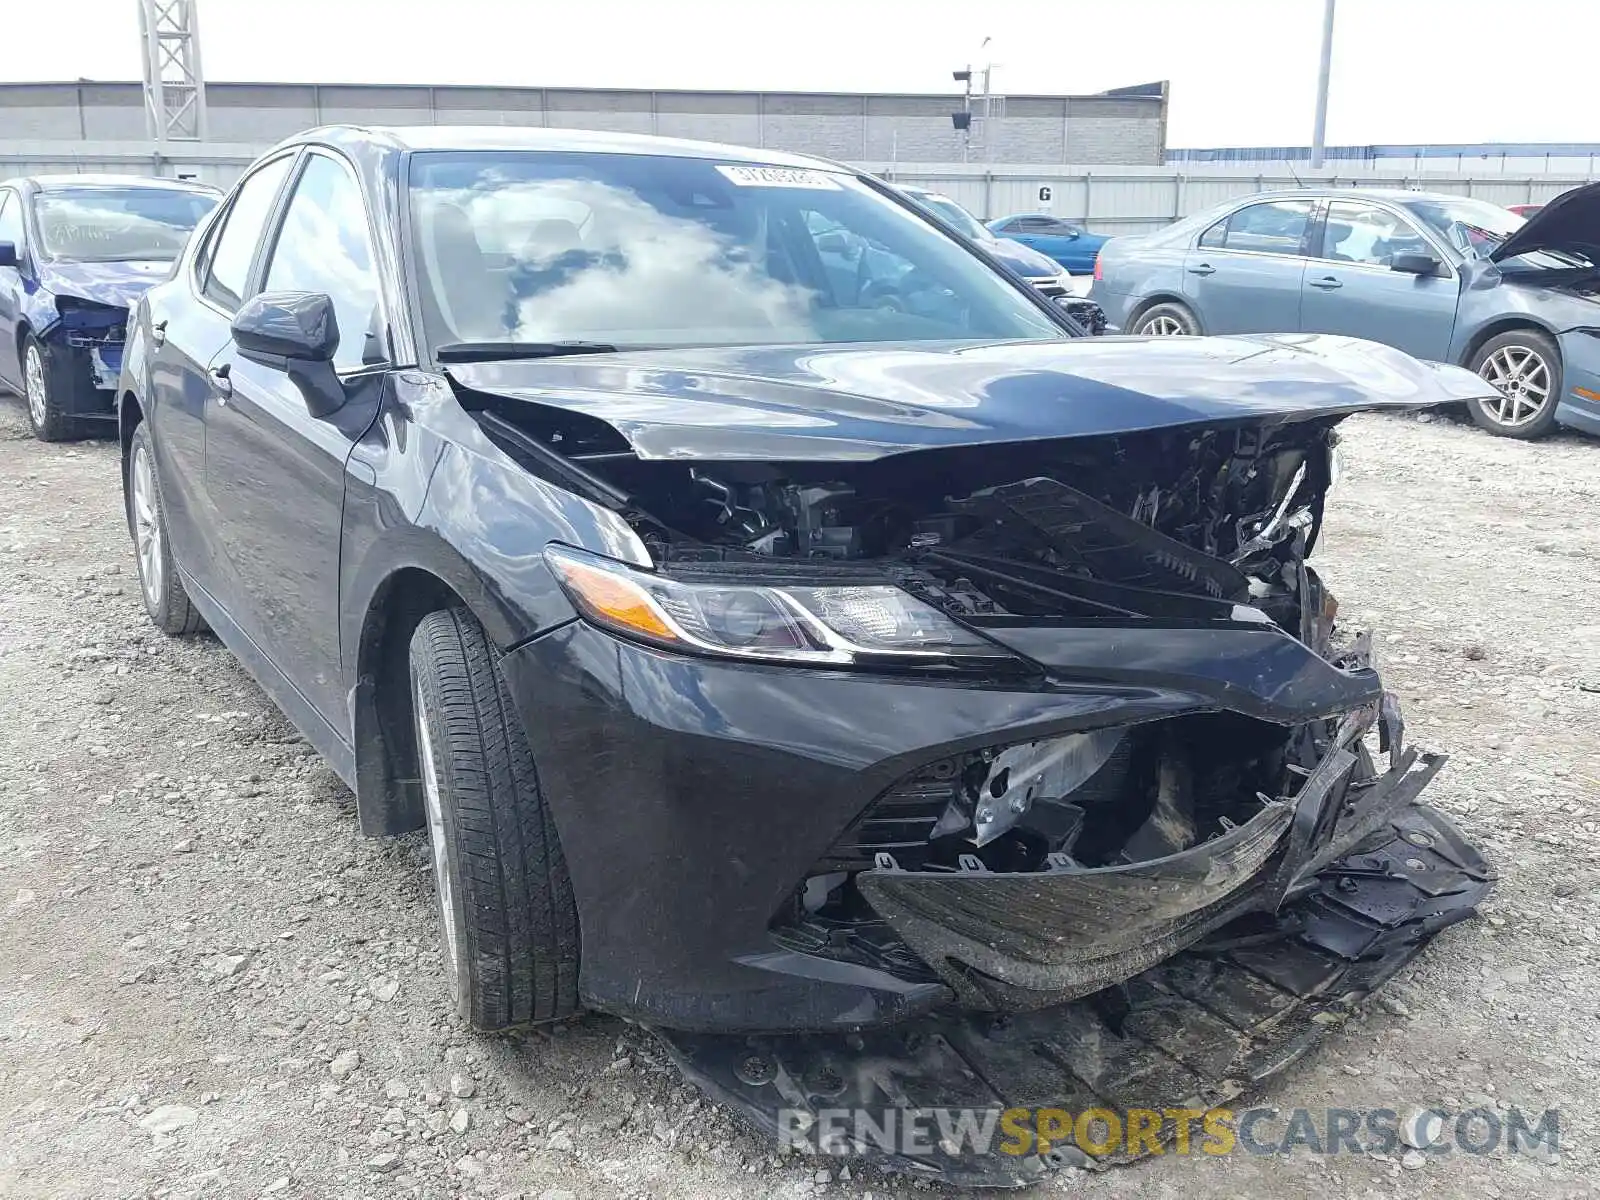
[1490,181,1600,262]
[40,258,174,310]
[445,333,1502,462]
[985,237,1063,279]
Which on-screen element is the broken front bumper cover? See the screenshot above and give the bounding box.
[857,726,1442,1011]
[658,801,1494,1187]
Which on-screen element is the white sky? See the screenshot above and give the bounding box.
[4,0,1597,148]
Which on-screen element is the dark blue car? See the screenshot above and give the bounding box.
[0,174,219,440]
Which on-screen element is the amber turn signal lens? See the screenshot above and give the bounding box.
[548,554,678,643]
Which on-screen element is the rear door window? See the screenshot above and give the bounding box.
[1206,200,1314,257]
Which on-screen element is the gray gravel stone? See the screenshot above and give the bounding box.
[328,1049,360,1080]
[139,1104,198,1134]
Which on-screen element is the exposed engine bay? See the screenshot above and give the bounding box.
[479,405,1340,625]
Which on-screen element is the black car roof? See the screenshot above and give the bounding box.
[275,123,850,172]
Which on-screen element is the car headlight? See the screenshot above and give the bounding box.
[545,545,1012,667]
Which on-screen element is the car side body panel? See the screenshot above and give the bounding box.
[1298,258,1461,361]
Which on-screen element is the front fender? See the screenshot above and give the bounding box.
[340,372,646,834]
[341,370,646,660]
[1449,263,1593,362]
[19,284,59,341]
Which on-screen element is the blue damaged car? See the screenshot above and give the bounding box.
[1091,184,1600,440]
[0,174,219,441]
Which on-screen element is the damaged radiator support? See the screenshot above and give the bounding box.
[656,802,1494,1187]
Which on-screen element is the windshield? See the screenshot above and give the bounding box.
[1403,197,1522,258]
[406,152,1063,352]
[911,193,991,242]
[35,187,218,262]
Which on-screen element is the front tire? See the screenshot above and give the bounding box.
[1468,329,1563,439]
[22,334,77,442]
[1132,301,1200,337]
[409,608,580,1030]
[126,422,204,635]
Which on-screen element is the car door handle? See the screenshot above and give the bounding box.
[1309,276,1343,290]
[209,363,233,402]
[151,319,167,347]
[1187,263,1216,276]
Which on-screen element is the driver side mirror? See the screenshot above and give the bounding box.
[1390,251,1444,277]
[231,290,346,417]
[815,230,851,255]
[0,241,18,268]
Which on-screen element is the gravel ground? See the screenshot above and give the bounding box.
[1,393,1597,1200]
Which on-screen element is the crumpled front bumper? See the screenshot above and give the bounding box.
[857,709,1441,1011]
[37,330,122,418]
[659,799,1495,1187]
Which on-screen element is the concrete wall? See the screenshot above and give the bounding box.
[2,139,1584,235]
[7,83,1584,234]
[0,80,1168,168]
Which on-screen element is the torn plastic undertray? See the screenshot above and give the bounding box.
[854,728,1437,1010]
[656,803,1494,1188]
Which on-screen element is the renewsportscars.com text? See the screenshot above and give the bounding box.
[778,1105,1560,1160]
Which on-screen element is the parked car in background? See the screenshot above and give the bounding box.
[117,124,1494,1131]
[1506,203,1544,218]
[987,212,1109,275]
[896,186,1106,332]
[1091,185,1600,439]
[0,174,220,440]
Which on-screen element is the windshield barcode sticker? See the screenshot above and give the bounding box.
[715,165,841,190]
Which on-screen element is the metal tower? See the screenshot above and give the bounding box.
[138,0,209,145]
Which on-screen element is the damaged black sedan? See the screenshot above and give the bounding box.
[120,127,1498,1177]
[0,174,219,440]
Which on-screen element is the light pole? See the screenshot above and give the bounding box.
[1310,0,1336,169]
[953,68,973,163]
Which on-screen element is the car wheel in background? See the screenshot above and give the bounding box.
[409,608,580,1030]
[1468,329,1563,439]
[22,334,76,442]
[1132,302,1200,337]
[126,422,205,635]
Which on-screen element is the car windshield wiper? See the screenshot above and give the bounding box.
[434,340,621,363]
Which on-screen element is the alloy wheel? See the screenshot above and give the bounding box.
[1141,314,1187,336]
[131,444,165,610]
[415,681,466,1012]
[1477,344,1552,427]
[24,343,48,430]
